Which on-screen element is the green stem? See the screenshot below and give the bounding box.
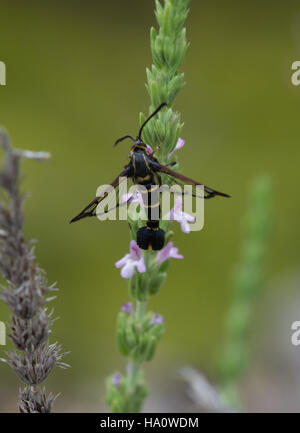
[127,362,140,388]
[136,300,147,321]
[217,176,272,408]
[126,300,147,390]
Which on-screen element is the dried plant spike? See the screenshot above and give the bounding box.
[0,130,68,412]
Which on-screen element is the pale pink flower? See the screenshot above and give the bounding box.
[146,144,153,155]
[122,190,142,204]
[112,373,121,386]
[150,313,164,325]
[115,240,146,279]
[121,302,134,314]
[168,137,185,159]
[156,242,184,264]
[166,195,195,233]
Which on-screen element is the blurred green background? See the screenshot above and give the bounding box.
[0,0,300,412]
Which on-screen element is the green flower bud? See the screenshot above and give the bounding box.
[145,336,158,361]
[116,313,130,356]
[149,272,167,296]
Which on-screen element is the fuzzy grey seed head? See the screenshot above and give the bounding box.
[0,275,58,320]
[1,342,69,386]
[9,309,54,351]
[19,386,58,413]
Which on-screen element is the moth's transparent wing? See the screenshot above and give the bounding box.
[154,163,230,199]
[95,184,139,219]
[160,177,206,199]
[70,169,130,223]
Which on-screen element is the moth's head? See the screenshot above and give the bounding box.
[113,136,147,154]
[130,138,147,153]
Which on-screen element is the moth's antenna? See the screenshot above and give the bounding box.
[114,135,135,147]
[138,102,167,140]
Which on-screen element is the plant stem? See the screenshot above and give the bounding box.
[127,362,140,388]
[106,0,190,413]
[217,175,272,408]
[126,300,147,390]
[136,300,147,321]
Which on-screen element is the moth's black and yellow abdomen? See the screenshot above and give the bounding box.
[137,224,165,251]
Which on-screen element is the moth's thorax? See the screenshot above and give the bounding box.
[132,151,151,180]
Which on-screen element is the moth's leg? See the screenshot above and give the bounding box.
[151,144,161,155]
